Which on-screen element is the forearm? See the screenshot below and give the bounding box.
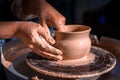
[0,22,21,38]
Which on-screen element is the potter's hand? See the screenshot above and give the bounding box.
[0,22,63,60]
[23,0,66,31]
[38,0,66,31]
[16,22,63,60]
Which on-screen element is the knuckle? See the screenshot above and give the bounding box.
[28,44,34,49]
[41,44,49,50]
[31,38,36,43]
[61,17,66,22]
[37,24,41,28]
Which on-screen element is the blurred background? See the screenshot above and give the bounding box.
[0,0,120,40]
[0,0,120,80]
[47,0,120,40]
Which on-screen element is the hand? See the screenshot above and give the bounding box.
[16,22,63,60]
[0,22,63,60]
[37,0,66,32]
[23,0,66,32]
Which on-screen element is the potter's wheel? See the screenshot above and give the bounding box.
[1,40,116,80]
[26,46,116,79]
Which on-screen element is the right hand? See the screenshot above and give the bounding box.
[14,21,63,60]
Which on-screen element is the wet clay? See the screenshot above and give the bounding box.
[55,25,92,60]
[26,46,116,79]
[53,53,95,66]
[25,25,116,79]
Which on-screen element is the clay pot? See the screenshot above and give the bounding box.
[55,25,91,60]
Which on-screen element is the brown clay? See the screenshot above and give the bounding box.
[1,40,116,79]
[26,46,116,79]
[55,25,92,60]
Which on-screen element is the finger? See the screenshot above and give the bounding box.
[52,16,66,31]
[37,36,63,55]
[38,17,54,40]
[32,47,63,61]
[31,31,62,55]
[43,32,55,45]
[38,16,49,31]
[37,25,55,45]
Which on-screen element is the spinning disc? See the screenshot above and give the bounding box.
[26,46,116,79]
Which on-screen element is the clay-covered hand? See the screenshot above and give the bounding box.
[16,22,63,60]
[37,0,66,32]
[0,22,63,60]
[23,0,66,31]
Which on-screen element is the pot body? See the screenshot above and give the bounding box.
[55,25,91,60]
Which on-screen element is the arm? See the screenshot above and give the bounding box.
[12,0,66,31]
[0,21,63,60]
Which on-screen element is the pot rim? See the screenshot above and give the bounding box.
[55,24,91,34]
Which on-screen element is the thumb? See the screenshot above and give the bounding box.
[54,17,66,31]
[37,21,55,45]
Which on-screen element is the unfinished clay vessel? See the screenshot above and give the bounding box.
[55,25,91,60]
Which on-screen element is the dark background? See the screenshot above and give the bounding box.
[47,0,120,40]
[0,0,120,39]
[0,0,120,80]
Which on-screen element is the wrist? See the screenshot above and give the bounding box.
[11,22,23,38]
[0,22,20,38]
[12,21,29,38]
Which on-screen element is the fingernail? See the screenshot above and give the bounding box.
[57,55,63,60]
[48,35,55,45]
[55,49,63,55]
[50,37,55,44]
[53,55,63,61]
[59,24,65,32]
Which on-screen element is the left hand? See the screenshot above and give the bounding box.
[23,0,66,32]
